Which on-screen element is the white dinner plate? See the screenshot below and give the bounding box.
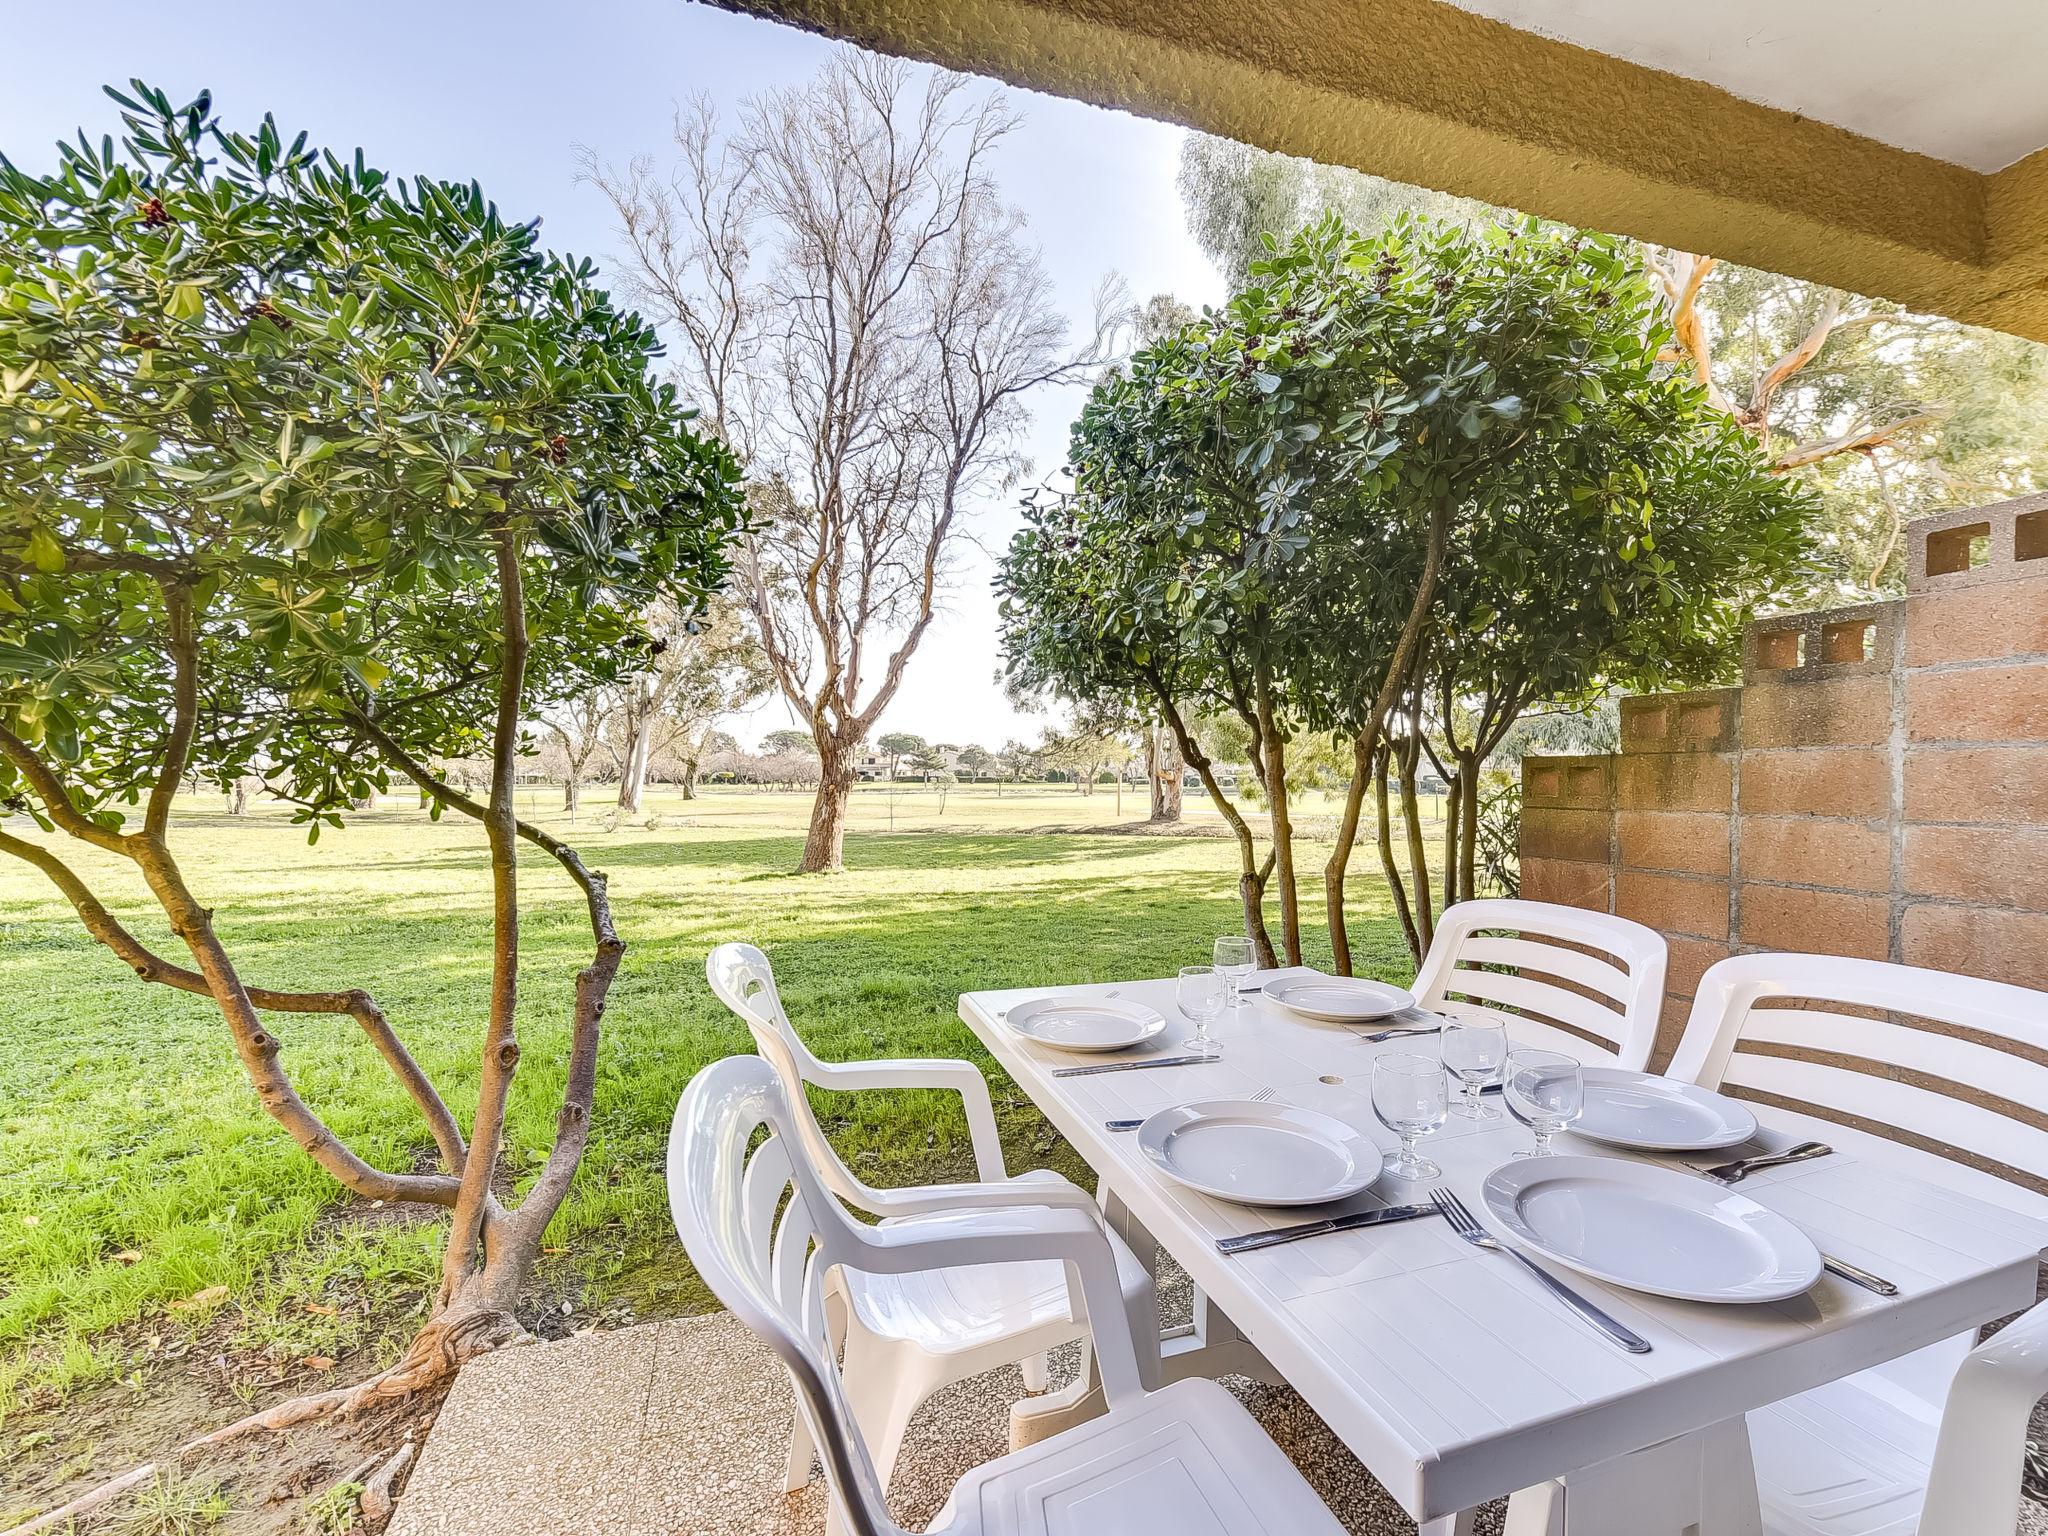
[1262,973,1415,1022]
[1481,1155,1822,1304]
[1570,1069,1759,1152]
[1001,996,1166,1053]
[1137,1098,1383,1207]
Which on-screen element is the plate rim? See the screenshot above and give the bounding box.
[1480,1153,1822,1303]
[1570,1067,1761,1151]
[1261,973,1415,1021]
[1137,1097,1384,1208]
[1002,995,1166,1053]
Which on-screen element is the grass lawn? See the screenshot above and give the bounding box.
[0,783,1418,1436]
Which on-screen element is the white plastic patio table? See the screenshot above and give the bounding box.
[957,975,2048,1532]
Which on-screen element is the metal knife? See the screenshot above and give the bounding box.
[1217,1203,1436,1254]
[1693,1144,1900,1296]
[1053,1053,1212,1078]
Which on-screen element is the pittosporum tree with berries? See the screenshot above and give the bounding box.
[0,80,744,1493]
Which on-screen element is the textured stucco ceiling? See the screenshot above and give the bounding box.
[702,0,2048,341]
[1443,0,2048,173]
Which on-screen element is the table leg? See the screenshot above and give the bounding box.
[1503,1417,1762,1536]
[1420,1512,1478,1536]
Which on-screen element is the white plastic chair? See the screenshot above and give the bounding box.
[1410,898,1669,1070]
[704,942,1151,1499]
[668,1052,1347,1536]
[1664,952,2048,1536]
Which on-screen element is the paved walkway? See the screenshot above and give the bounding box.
[389,1312,1492,1535]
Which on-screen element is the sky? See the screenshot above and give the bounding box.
[0,0,1228,752]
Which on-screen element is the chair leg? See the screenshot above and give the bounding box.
[789,1287,850,1492]
[840,1330,939,1495]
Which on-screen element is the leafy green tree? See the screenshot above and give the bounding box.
[762,727,816,756]
[0,81,743,1456]
[1178,131,1497,287]
[1394,385,1810,953]
[876,730,927,779]
[957,743,993,779]
[1007,215,1809,968]
[1653,251,2048,596]
[1181,133,2048,605]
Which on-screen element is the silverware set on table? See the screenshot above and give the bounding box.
[1046,974,1897,1348]
[1074,1034,1895,1328]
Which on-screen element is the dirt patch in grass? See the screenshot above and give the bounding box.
[3,1326,441,1535]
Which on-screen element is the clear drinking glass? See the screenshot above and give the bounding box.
[1440,1018,1508,1120]
[1503,1048,1584,1157]
[1176,965,1226,1057]
[1212,935,1256,1018]
[1371,1051,1448,1181]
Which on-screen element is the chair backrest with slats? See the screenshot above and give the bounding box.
[666,1055,907,1536]
[1670,952,2048,1214]
[705,941,877,1210]
[1410,898,1668,1071]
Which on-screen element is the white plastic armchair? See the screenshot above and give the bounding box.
[1667,952,2048,1536]
[707,940,1012,1201]
[668,1054,1345,1536]
[1410,898,1668,1070]
[702,941,1154,1498]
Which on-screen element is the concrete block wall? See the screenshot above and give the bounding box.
[1519,493,2048,1066]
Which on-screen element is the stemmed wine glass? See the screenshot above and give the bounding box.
[1371,1051,1448,1181]
[1503,1048,1584,1157]
[1176,965,1226,1058]
[1212,935,1256,1019]
[1440,1018,1508,1120]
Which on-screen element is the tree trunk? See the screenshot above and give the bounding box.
[1374,746,1421,962]
[227,778,250,816]
[680,758,699,800]
[1396,742,1435,956]
[1323,733,1372,976]
[1441,770,1461,912]
[1148,724,1183,822]
[1156,690,1277,968]
[1317,494,1452,975]
[1457,750,1480,905]
[616,720,650,814]
[1255,668,1302,966]
[563,775,580,814]
[800,749,854,872]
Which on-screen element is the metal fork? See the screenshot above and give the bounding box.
[1364,1022,1442,1043]
[1430,1189,1652,1354]
[1108,1084,1274,1133]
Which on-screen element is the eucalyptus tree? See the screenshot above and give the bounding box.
[0,81,743,1486]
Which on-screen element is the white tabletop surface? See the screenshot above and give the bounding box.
[958,973,2048,1522]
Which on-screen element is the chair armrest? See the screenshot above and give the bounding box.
[803,1055,1010,1182]
[845,1204,1146,1406]
[1921,1295,2048,1536]
[855,1169,1099,1221]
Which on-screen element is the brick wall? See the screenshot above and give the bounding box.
[1520,494,2048,1065]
